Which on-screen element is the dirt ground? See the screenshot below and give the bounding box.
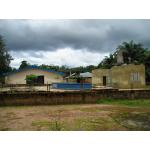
[0,104,150,131]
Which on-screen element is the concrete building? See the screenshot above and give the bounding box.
[92,64,145,89]
[5,66,65,85]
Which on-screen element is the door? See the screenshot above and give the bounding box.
[37,75,44,84]
[103,76,106,86]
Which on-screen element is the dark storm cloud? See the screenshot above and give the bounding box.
[1,19,150,53]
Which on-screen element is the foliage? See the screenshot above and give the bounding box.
[25,74,38,84]
[97,99,150,107]
[39,64,97,76]
[19,60,30,69]
[98,40,150,82]
[0,35,13,76]
[116,40,146,63]
[98,54,117,69]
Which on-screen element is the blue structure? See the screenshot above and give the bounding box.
[52,83,92,90]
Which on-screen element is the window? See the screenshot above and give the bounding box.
[131,72,140,81]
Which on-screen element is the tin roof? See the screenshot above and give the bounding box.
[80,72,92,78]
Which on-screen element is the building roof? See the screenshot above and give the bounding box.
[4,65,65,76]
[80,72,92,78]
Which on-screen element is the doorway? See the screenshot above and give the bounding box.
[37,75,44,84]
[103,76,106,86]
[26,75,44,85]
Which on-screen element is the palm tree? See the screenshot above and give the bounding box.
[116,40,146,64]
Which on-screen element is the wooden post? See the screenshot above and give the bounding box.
[47,82,48,91]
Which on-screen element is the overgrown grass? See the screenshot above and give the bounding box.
[97,99,150,107]
[32,120,63,131]
[110,112,150,130]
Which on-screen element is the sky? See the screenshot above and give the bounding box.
[0,19,150,68]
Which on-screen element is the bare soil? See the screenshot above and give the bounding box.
[0,104,150,131]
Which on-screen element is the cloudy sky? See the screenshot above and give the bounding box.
[0,19,150,68]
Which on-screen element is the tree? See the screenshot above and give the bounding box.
[0,35,13,75]
[98,40,150,83]
[116,40,146,64]
[98,54,116,69]
[19,60,30,69]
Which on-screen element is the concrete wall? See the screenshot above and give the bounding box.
[92,64,145,89]
[92,69,109,86]
[111,64,145,89]
[5,69,64,84]
[0,89,150,106]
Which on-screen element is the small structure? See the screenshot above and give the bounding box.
[65,72,92,83]
[65,73,77,83]
[92,64,145,89]
[79,72,92,83]
[4,66,65,85]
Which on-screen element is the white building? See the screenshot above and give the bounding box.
[5,66,65,85]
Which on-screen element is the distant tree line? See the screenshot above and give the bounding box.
[0,34,150,83]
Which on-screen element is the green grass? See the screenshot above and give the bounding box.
[32,120,63,131]
[146,85,150,89]
[97,99,150,107]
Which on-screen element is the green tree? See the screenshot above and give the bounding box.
[98,54,116,69]
[19,60,30,69]
[0,35,13,75]
[116,40,146,64]
[98,40,150,83]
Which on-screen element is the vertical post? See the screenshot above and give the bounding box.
[48,84,49,91]
[47,82,48,92]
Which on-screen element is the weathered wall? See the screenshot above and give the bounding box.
[5,69,64,84]
[84,78,92,83]
[111,64,145,89]
[92,64,145,89]
[92,69,109,86]
[0,89,150,106]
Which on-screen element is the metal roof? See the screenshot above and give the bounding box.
[80,72,92,78]
[4,65,65,76]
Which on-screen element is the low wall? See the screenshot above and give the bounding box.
[0,89,150,106]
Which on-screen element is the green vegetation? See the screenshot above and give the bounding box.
[97,99,150,107]
[110,112,150,130]
[98,40,150,83]
[0,35,13,83]
[25,74,38,84]
[19,60,30,70]
[32,120,62,131]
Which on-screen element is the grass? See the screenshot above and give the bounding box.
[110,112,150,130]
[97,99,150,107]
[32,120,63,131]
[146,85,150,89]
